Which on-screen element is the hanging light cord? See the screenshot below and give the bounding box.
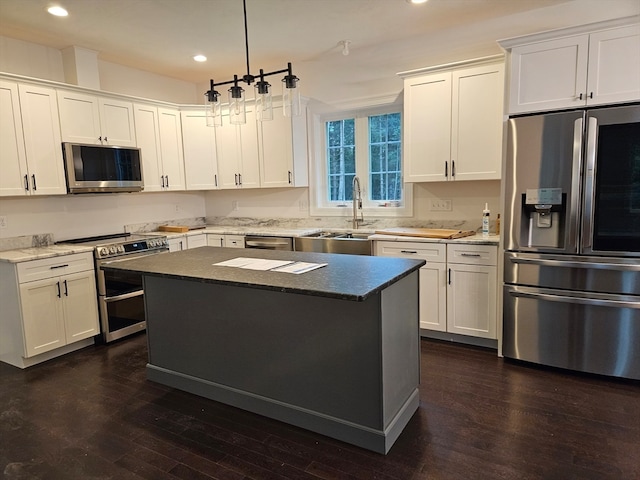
[207,0,298,90]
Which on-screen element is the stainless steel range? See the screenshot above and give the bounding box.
[61,233,169,342]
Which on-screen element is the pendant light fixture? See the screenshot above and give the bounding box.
[204,0,300,127]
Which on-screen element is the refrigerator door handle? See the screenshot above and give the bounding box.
[581,116,598,252]
[510,256,640,272]
[508,287,640,309]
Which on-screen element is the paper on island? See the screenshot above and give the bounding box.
[213,257,327,274]
[270,261,327,274]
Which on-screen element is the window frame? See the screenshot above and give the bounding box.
[309,104,413,218]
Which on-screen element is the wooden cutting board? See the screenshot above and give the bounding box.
[158,225,190,233]
[375,228,476,239]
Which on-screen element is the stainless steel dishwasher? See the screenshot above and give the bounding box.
[244,235,293,251]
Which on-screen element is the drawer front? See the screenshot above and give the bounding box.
[16,252,95,283]
[374,241,446,262]
[447,244,497,266]
[225,235,245,248]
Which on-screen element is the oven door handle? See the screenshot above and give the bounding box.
[508,287,640,309]
[104,290,144,302]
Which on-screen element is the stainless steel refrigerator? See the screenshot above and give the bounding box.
[503,103,640,380]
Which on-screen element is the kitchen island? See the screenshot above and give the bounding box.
[102,247,424,454]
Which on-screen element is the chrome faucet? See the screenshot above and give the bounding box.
[352,176,364,229]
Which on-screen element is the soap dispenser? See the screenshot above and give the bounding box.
[482,203,490,236]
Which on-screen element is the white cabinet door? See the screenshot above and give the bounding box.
[446,263,497,339]
[57,90,102,144]
[0,80,29,196]
[133,103,163,192]
[20,278,66,357]
[134,105,185,192]
[168,236,185,252]
[186,234,207,249]
[238,109,260,188]
[419,263,447,332]
[181,110,219,190]
[207,234,225,247]
[508,35,589,114]
[18,84,66,195]
[216,110,260,189]
[257,103,308,188]
[215,116,242,188]
[374,240,447,331]
[58,90,135,145]
[587,25,640,106]
[62,270,99,344]
[403,71,452,182]
[97,97,136,146]
[157,107,185,191]
[451,63,504,181]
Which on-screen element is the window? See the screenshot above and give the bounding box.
[311,105,412,217]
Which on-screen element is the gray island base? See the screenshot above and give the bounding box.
[103,247,425,454]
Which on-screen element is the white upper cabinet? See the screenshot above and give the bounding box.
[258,103,309,188]
[0,81,66,196]
[134,104,185,192]
[57,90,136,146]
[181,109,220,190]
[401,58,504,183]
[504,22,640,114]
[587,25,640,106]
[216,108,260,189]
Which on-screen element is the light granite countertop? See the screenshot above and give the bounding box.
[0,245,95,263]
[0,226,499,263]
[368,233,500,245]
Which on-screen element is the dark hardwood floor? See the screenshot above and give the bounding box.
[1,334,638,480]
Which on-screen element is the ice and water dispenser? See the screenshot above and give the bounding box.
[520,188,565,249]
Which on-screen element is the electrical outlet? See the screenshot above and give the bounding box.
[299,200,308,211]
[232,201,239,211]
[0,216,6,228]
[430,199,452,211]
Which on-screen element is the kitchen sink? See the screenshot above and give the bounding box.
[294,231,372,255]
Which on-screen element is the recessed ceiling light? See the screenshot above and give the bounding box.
[193,55,207,62]
[47,5,68,16]
[407,0,428,4]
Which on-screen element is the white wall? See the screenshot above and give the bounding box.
[0,192,205,241]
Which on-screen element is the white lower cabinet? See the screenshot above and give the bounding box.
[207,234,245,248]
[186,233,207,249]
[169,233,209,251]
[374,240,497,340]
[446,244,497,339]
[0,252,99,368]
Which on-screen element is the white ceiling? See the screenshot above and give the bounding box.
[1,0,639,91]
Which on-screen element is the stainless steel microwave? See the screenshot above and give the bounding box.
[63,142,144,193]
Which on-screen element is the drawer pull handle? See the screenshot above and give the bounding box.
[460,253,481,257]
[400,250,418,254]
[50,264,69,269]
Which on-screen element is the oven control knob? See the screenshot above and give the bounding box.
[149,239,156,247]
[99,247,108,257]
[118,245,125,253]
[109,246,116,254]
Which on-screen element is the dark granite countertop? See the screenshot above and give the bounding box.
[101,247,425,302]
